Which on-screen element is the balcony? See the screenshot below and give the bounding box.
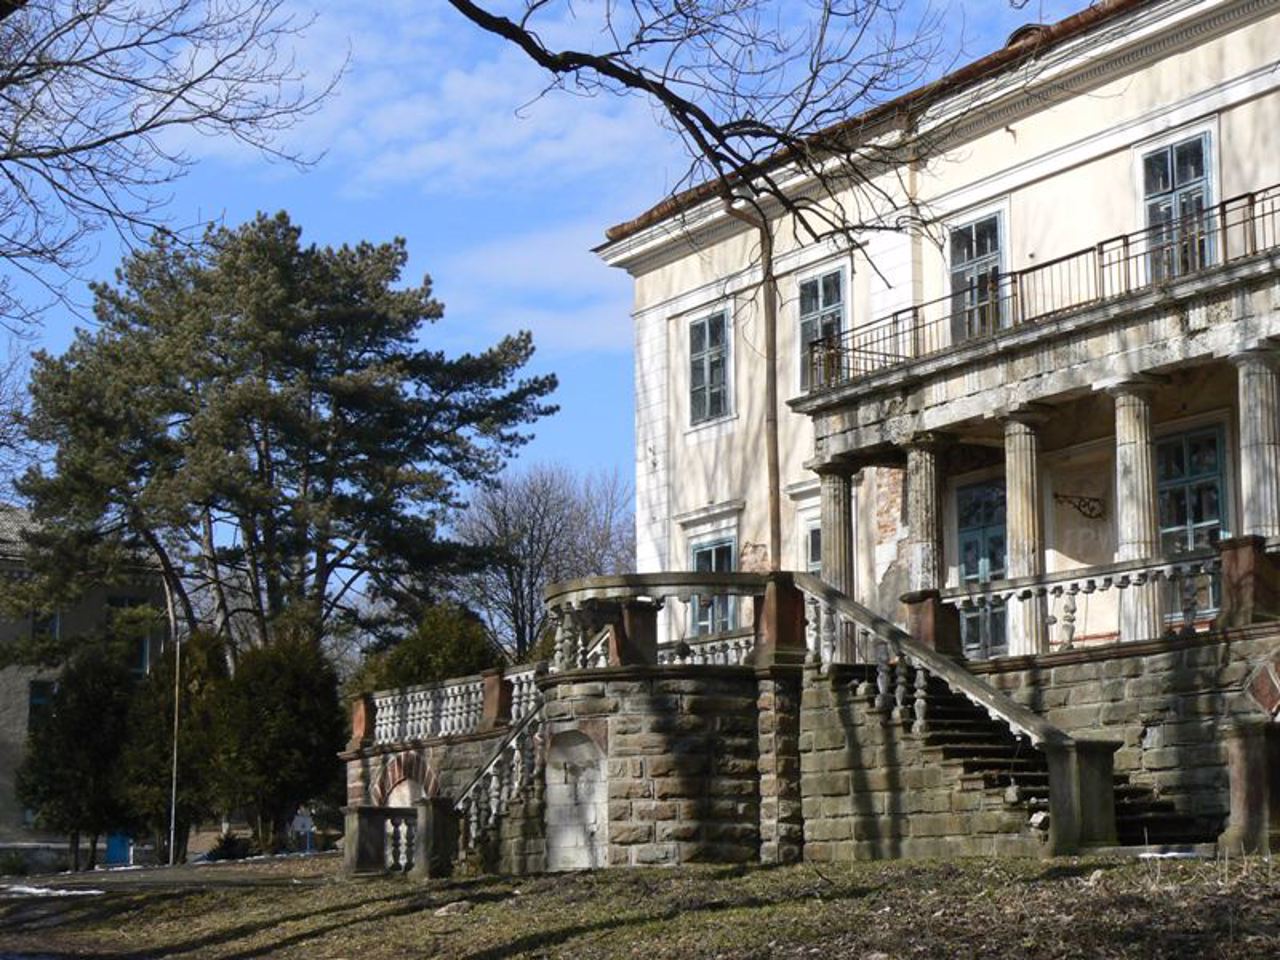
[806,183,1280,394]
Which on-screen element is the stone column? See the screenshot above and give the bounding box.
[1111,381,1164,641]
[905,440,943,593]
[818,465,855,597]
[1234,352,1280,539]
[1004,410,1048,656]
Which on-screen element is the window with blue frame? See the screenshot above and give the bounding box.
[957,479,1008,660]
[1143,133,1212,281]
[689,311,729,425]
[691,538,735,635]
[27,679,55,733]
[1157,426,1226,614]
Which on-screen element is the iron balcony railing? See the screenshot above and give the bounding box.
[807,183,1280,391]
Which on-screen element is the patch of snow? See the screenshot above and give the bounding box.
[1,884,104,897]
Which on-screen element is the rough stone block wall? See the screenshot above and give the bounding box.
[343,732,505,809]
[800,666,1041,861]
[541,667,761,867]
[495,790,546,875]
[970,628,1279,823]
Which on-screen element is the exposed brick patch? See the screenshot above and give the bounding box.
[1247,659,1280,717]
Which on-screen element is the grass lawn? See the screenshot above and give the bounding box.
[1,853,1278,958]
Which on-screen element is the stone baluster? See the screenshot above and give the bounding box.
[820,602,837,667]
[874,640,893,711]
[893,659,908,722]
[912,664,929,734]
[1060,592,1078,649]
[805,597,820,663]
[1180,572,1199,635]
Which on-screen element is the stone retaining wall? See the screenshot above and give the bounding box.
[799,666,1041,861]
[970,626,1280,822]
[540,666,761,868]
[343,732,504,809]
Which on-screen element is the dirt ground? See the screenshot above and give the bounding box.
[1,852,1278,959]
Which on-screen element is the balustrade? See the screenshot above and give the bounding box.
[370,675,486,746]
[656,632,755,666]
[939,551,1221,648]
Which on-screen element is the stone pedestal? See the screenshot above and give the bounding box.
[479,667,511,732]
[902,589,962,658]
[347,694,375,751]
[1218,536,1280,628]
[342,806,386,875]
[1042,739,1120,856]
[609,601,660,666]
[906,442,943,594]
[1217,720,1279,857]
[1234,352,1280,539]
[1004,413,1047,655]
[818,467,855,597]
[410,797,458,879]
[756,573,807,669]
[1112,382,1164,641]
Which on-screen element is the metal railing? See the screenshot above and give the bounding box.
[808,183,1280,391]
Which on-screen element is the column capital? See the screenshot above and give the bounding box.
[1230,347,1280,371]
[1101,374,1167,400]
[904,431,954,453]
[1001,403,1053,428]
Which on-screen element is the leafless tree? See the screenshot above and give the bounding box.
[455,464,635,658]
[0,0,337,328]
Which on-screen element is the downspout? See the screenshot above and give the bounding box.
[723,201,782,572]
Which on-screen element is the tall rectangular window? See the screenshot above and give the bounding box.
[804,521,822,576]
[949,214,1003,341]
[108,596,156,676]
[690,311,729,425]
[1157,426,1225,616]
[799,270,843,390]
[691,538,735,635]
[1143,134,1211,280]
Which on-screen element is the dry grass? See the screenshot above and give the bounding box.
[1,853,1278,958]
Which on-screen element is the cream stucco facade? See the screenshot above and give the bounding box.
[601,0,1280,657]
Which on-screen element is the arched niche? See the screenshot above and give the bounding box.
[544,730,608,871]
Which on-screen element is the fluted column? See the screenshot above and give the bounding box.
[1112,381,1164,641]
[1004,410,1048,656]
[818,466,855,597]
[906,440,943,593]
[1234,351,1280,539]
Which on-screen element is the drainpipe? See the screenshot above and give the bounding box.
[723,201,782,573]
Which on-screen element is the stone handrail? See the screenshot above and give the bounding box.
[793,572,1067,747]
[371,674,486,745]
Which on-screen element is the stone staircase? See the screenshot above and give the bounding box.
[917,676,1218,848]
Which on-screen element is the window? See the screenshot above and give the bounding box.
[1157,426,1226,617]
[31,610,59,642]
[805,521,822,576]
[1157,428,1226,554]
[956,479,1008,660]
[691,538,735,635]
[108,596,158,676]
[27,679,55,733]
[690,311,729,424]
[799,270,844,390]
[949,214,1004,341]
[1143,134,1211,280]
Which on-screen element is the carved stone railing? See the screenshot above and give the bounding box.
[342,805,417,874]
[546,571,770,670]
[507,664,540,721]
[938,550,1222,648]
[656,629,755,666]
[371,674,486,745]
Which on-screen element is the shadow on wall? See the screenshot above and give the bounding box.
[545,731,608,871]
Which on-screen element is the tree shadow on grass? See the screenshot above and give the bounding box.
[456,883,878,960]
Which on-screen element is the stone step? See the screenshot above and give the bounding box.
[1116,811,1218,845]
[939,743,1043,762]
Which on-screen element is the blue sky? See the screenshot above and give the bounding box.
[27,0,1085,482]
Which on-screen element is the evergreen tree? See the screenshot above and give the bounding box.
[16,643,136,870]
[211,635,345,850]
[13,212,557,654]
[350,602,504,694]
[118,632,228,864]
